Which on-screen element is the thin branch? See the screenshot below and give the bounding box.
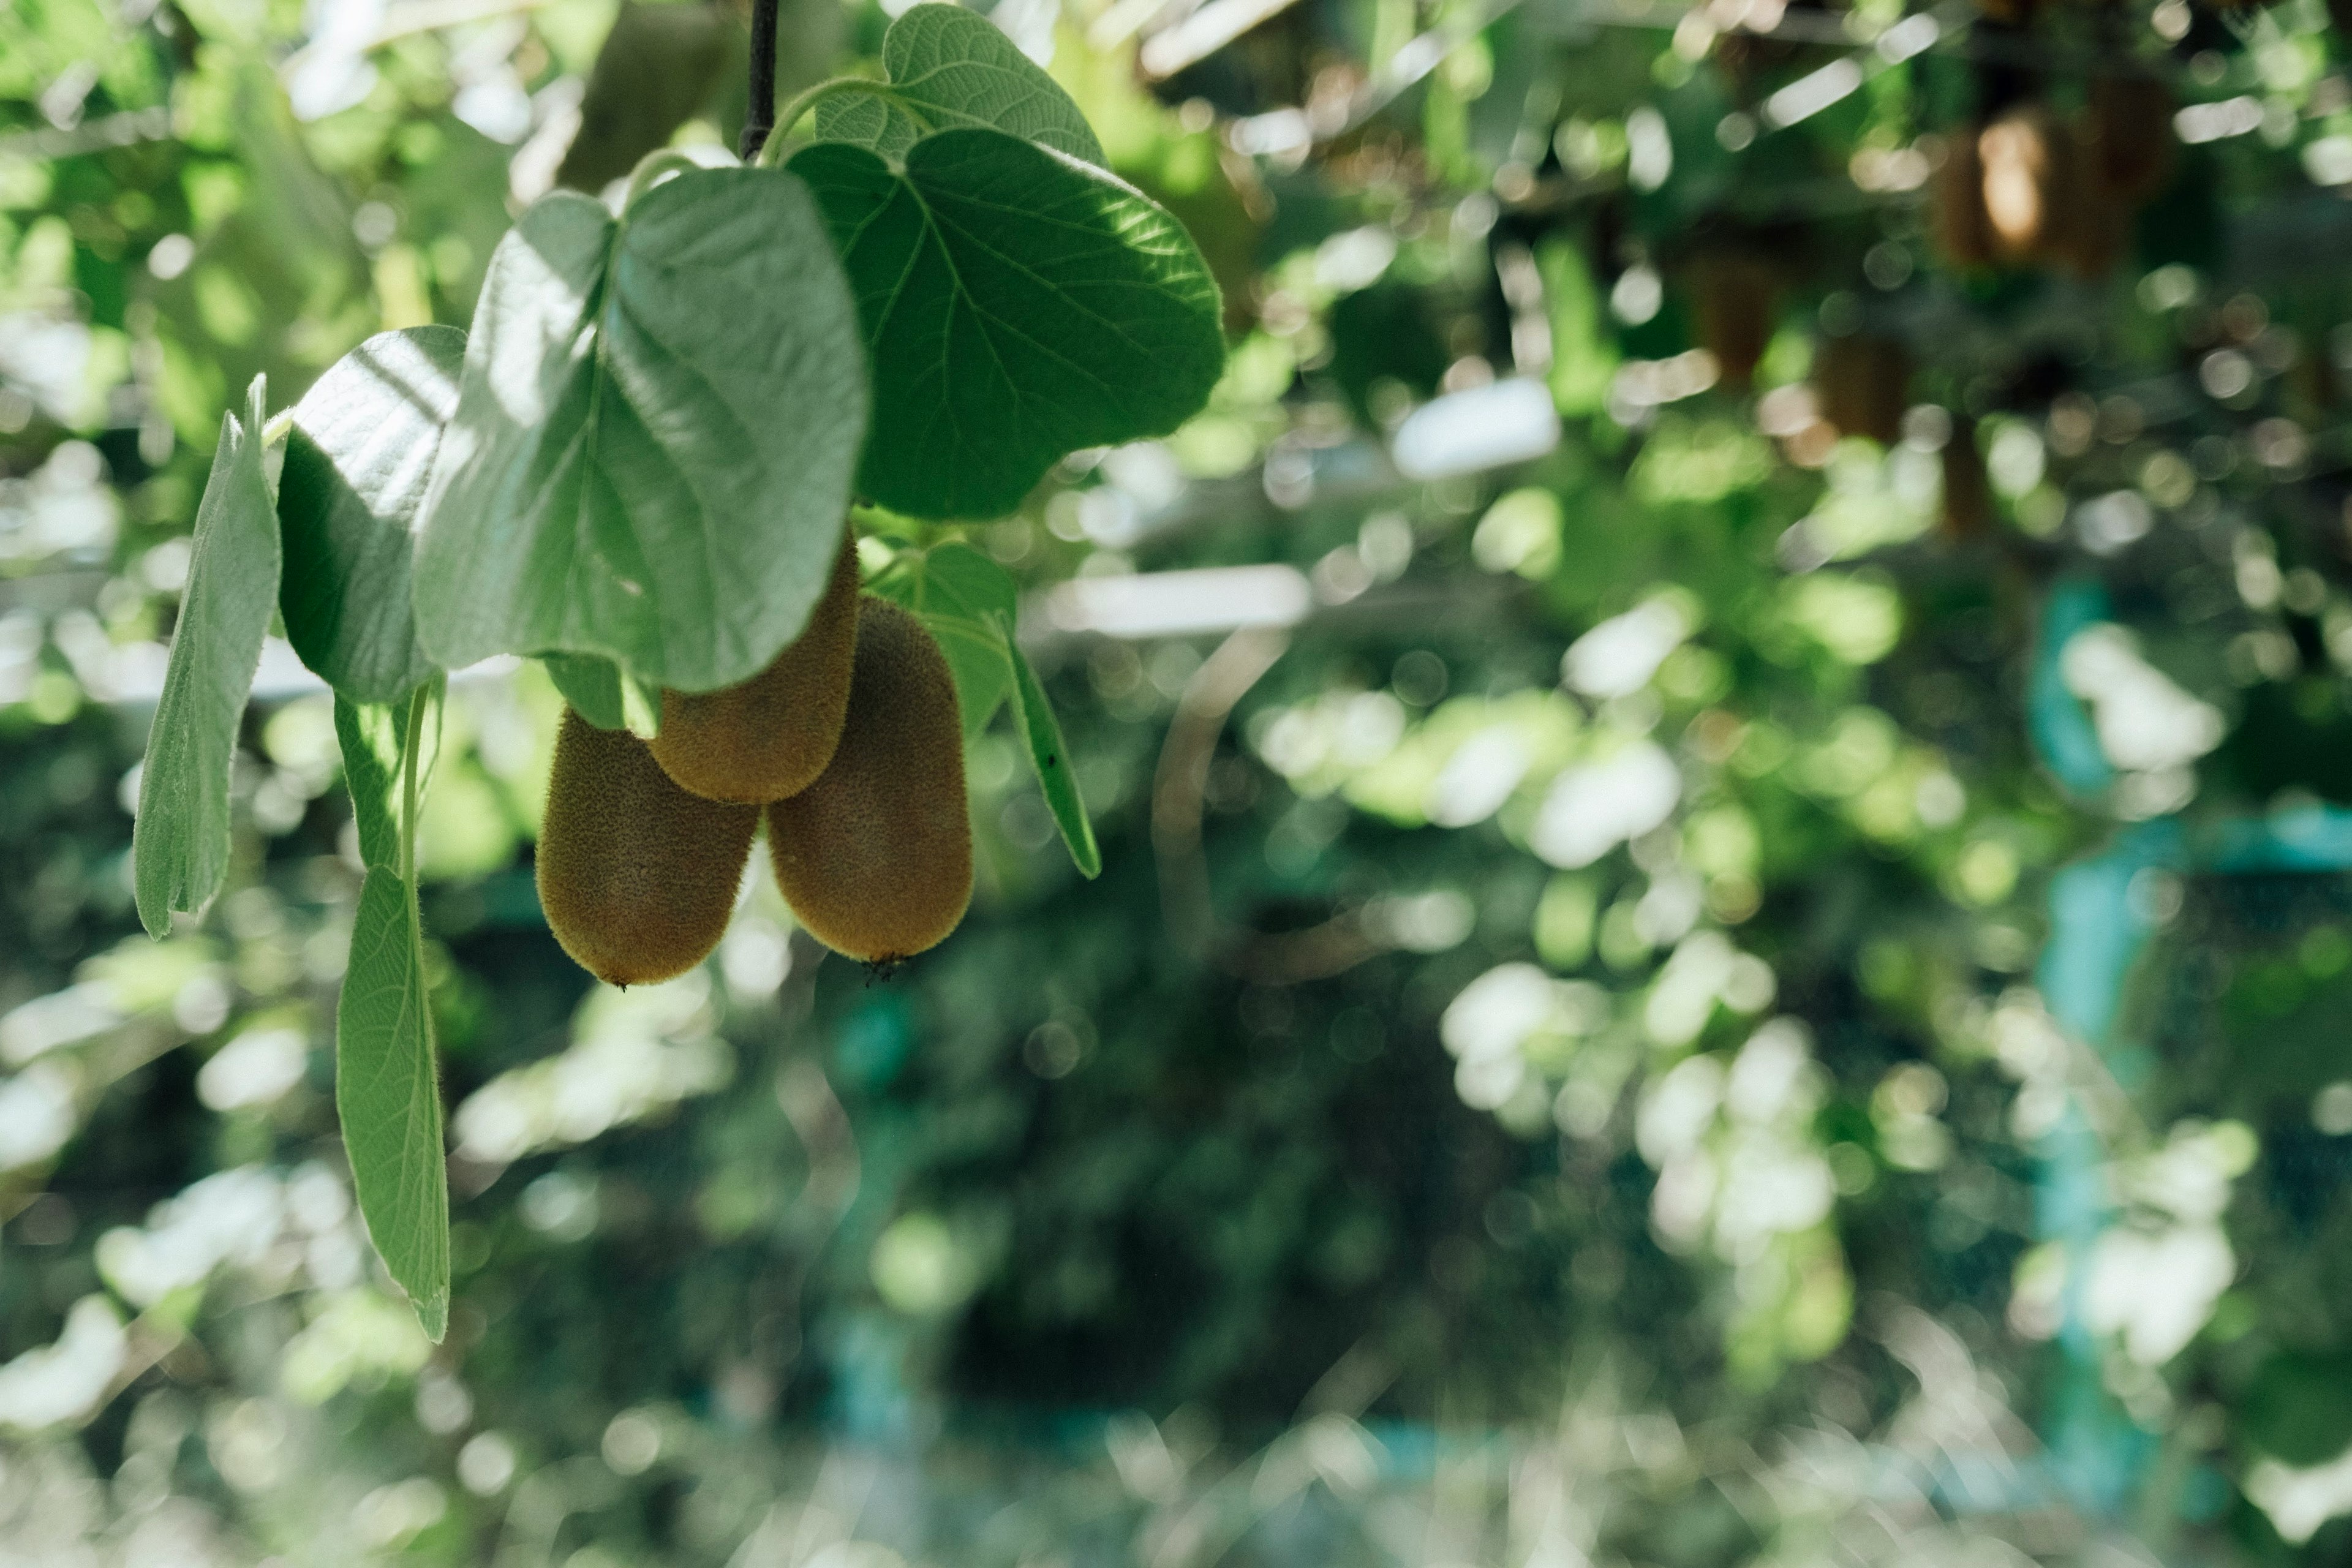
[741,0,781,160]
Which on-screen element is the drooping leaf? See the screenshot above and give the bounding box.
[134,376,279,938]
[998,614,1099,878]
[279,325,463,703]
[869,541,1020,733]
[414,170,867,693]
[338,865,450,1342]
[791,130,1224,521]
[335,696,405,873]
[812,3,1104,167]
[542,652,661,736]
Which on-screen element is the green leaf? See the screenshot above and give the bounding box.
[998,616,1099,878]
[338,865,449,1342]
[279,325,463,704]
[791,130,1225,521]
[414,170,867,692]
[868,541,1019,734]
[334,696,405,873]
[812,4,1104,167]
[541,652,661,736]
[134,376,279,938]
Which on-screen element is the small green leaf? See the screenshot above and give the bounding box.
[335,696,405,873]
[278,326,463,704]
[415,170,867,692]
[791,130,1225,521]
[338,865,450,1342]
[134,376,279,938]
[998,616,1099,878]
[813,3,1104,167]
[869,541,1019,733]
[541,652,660,736]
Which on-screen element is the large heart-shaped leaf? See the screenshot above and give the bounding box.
[134,377,278,938]
[791,130,1224,521]
[413,168,868,693]
[279,326,463,704]
[813,3,1104,167]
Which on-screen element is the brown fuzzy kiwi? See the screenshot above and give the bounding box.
[538,707,759,987]
[649,524,861,804]
[766,598,971,965]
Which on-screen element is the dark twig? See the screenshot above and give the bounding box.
[740,0,781,160]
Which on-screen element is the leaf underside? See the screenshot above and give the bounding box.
[414,168,869,693]
[337,864,450,1341]
[813,4,1106,168]
[134,376,280,937]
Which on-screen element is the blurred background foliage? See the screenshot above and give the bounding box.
[7,0,2352,1562]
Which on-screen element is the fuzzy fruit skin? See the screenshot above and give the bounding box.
[539,707,759,987]
[649,525,861,804]
[767,598,971,963]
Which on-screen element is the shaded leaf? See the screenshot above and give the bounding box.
[791,130,1223,520]
[338,865,450,1342]
[415,171,867,692]
[998,614,1099,877]
[869,541,1019,733]
[134,376,279,938]
[812,3,1103,167]
[279,325,462,703]
[542,652,662,735]
[334,696,404,873]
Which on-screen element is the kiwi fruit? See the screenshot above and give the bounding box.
[649,524,862,804]
[767,598,971,965]
[1931,126,1995,271]
[1690,254,1777,392]
[1813,334,1910,447]
[538,706,759,987]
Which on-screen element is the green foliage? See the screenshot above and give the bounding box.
[334,691,450,1338]
[132,377,276,937]
[412,173,867,692]
[810,3,1106,165]
[278,326,462,704]
[791,132,1224,519]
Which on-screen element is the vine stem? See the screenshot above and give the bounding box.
[400,684,428,887]
[740,0,781,160]
[755,76,889,167]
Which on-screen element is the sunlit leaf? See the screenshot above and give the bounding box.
[792,130,1224,520]
[812,3,1104,167]
[414,171,867,692]
[134,376,277,938]
[279,325,462,704]
[337,865,449,1343]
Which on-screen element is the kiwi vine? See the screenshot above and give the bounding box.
[128,6,1226,1337]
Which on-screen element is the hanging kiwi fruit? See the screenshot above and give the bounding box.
[537,708,761,988]
[649,523,862,804]
[1690,252,1780,393]
[767,597,973,967]
[1813,333,1911,447]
